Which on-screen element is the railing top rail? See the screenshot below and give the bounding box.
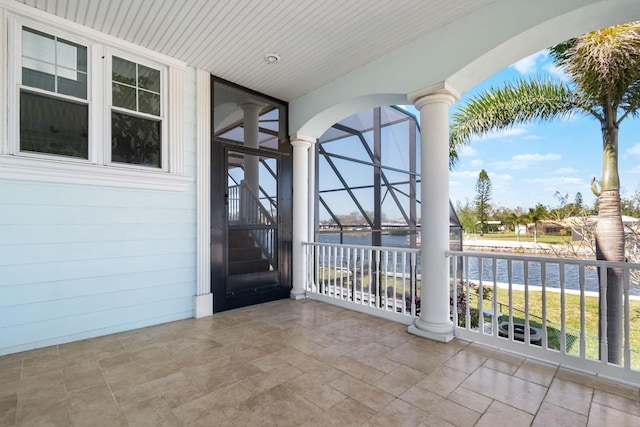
[303,241,421,254]
[447,250,640,269]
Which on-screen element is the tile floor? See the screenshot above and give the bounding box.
[1,299,639,426]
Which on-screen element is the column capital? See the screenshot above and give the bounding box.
[290,133,316,148]
[407,81,460,109]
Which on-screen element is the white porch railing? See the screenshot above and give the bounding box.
[448,250,640,385]
[302,241,640,385]
[302,242,420,325]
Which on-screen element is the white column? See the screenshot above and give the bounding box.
[242,103,261,198]
[407,82,459,342]
[195,69,212,318]
[290,134,316,299]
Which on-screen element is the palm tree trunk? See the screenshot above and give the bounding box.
[596,190,625,364]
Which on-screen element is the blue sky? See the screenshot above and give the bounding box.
[441,50,640,210]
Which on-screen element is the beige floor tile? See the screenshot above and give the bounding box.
[183,357,262,393]
[592,389,640,417]
[444,350,487,374]
[0,367,21,386]
[182,408,235,427]
[239,365,303,394]
[475,401,534,427]
[329,375,395,411]
[67,383,127,427]
[415,365,469,397]
[374,365,427,396]
[114,371,194,407]
[482,356,519,375]
[16,395,70,427]
[588,402,640,426]
[514,358,557,386]
[121,396,181,427]
[330,356,386,384]
[376,330,415,348]
[545,378,593,414]
[592,377,640,401]
[447,386,493,413]
[228,384,323,427]
[532,402,587,427]
[102,360,149,392]
[171,382,255,425]
[462,367,547,414]
[0,392,18,426]
[62,358,105,392]
[363,398,430,427]
[399,386,481,427]
[303,398,376,427]
[386,342,450,374]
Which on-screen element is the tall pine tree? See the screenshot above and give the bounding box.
[474,169,492,235]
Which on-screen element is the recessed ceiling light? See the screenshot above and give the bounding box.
[264,53,281,64]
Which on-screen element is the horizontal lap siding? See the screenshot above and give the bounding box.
[0,68,198,355]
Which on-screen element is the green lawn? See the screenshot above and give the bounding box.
[466,232,570,244]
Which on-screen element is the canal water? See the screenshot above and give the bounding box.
[318,233,640,296]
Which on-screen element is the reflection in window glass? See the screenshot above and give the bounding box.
[112,57,161,116]
[20,91,88,158]
[111,112,161,168]
[21,27,87,99]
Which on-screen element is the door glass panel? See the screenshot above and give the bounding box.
[227,150,278,277]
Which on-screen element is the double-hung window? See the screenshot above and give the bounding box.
[111,56,164,169]
[20,27,89,159]
[4,14,186,190]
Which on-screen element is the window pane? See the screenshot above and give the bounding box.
[22,27,87,99]
[138,64,160,92]
[58,72,87,98]
[112,57,136,85]
[20,91,88,159]
[22,28,55,64]
[57,38,86,72]
[22,65,55,92]
[111,112,161,168]
[112,83,136,110]
[138,90,160,116]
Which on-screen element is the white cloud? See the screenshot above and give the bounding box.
[543,62,570,81]
[629,165,640,174]
[511,50,548,75]
[523,135,542,140]
[626,142,640,156]
[470,159,484,167]
[450,170,481,178]
[458,145,478,157]
[527,177,584,185]
[555,167,577,174]
[475,127,528,141]
[512,153,561,162]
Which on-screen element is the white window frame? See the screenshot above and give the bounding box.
[106,49,169,172]
[1,9,189,191]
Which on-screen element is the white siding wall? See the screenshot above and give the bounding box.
[0,69,198,355]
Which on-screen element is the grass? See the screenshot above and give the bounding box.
[466,232,569,244]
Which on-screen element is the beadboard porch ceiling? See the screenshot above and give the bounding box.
[15,0,496,101]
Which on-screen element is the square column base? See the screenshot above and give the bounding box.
[408,324,454,343]
[194,294,213,318]
[290,290,306,300]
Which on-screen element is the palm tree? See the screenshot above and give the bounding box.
[450,22,640,364]
[527,203,548,244]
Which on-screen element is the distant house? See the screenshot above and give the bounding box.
[527,220,568,235]
[562,216,640,242]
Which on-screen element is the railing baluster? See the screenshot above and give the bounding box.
[392,251,398,313]
[478,256,484,333]
[579,265,586,360]
[339,246,344,300]
[508,259,513,342]
[600,264,608,364]
[410,252,417,317]
[452,253,458,328]
[541,261,547,351]
[560,262,566,355]
[623,266,631,369]
[492,258,498,337]
[524,260,530,345]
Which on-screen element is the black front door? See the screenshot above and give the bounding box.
[211,78,291,313]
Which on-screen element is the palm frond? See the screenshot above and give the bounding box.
[450,79,579,150]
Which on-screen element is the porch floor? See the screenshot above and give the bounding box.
[1,299,639,426]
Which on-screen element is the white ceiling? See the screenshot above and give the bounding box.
[15,0,497,101]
